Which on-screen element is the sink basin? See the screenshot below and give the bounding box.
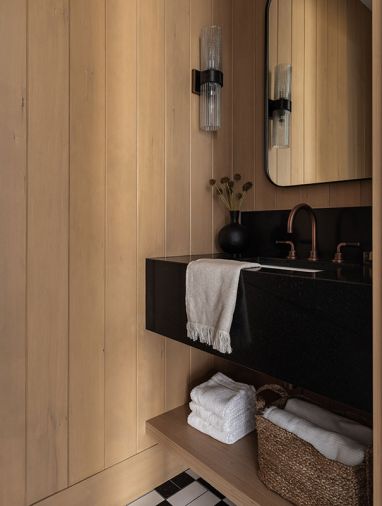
[258,264,323,273]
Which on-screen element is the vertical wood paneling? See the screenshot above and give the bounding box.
[69,0,106,483]
[27,1,69,501]
[254,0,277,210]
[190,0,213,254]
[212,0,233,242]
[105,0,138,466]
[291,0,304,186]
[233,0,255,211]
[164,0,192,412]
[0,1,26,505]
[275,0,291,188]
[137,0,166,451]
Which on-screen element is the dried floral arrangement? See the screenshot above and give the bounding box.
[209,174,253,211]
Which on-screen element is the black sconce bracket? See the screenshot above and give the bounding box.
[192,69,224,95]
[268,98,292,116]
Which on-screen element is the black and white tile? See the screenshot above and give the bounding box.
[127,470,236,506]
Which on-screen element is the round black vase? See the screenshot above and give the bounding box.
[218,211,249,256]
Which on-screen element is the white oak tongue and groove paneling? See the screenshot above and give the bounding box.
[105,0,138,468]
[0,1,27,505]
[137,0,167,452]
[27,0,69,502]
[69,0,106,484]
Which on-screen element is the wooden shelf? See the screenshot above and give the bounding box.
[146,405,291,506]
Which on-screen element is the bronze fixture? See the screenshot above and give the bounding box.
[287,203,318,262]
[276,240,297,260]
[332,242,360,264]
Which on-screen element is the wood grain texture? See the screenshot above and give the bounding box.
[212,0,233,242]
[69,0,106,483]
[27,1,69,501]
[147,405,291,506]
[190,0,213,254]
[0,1,26,505]
[233,0,255,211]
[164,0,192,412]
[105,0,138,466]
[33,445,185,506]
[137,0,166,451]
[373,0,382,502]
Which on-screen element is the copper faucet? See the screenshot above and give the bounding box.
[287,203,318,262]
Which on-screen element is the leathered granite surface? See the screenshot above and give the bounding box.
[146,254,372,412]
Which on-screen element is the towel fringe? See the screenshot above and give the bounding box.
[187,323,232,354]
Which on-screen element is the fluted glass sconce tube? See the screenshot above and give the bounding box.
[200,26,222,131]
[271,63,292,148]
[191,26,223,132]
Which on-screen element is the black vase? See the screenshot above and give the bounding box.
[218,210,249,256]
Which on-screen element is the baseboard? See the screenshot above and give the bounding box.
[32,444,186,506]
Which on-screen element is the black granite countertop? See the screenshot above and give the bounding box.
[150,254,372,286]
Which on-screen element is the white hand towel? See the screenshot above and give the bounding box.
[285,398,372,446]
[190,372,256,419]
[187,411,255,444]
[189,401,255,432]
[263,406,366,466]
[186,258,259,353]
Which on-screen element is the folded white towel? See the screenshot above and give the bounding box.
[285,398,372,447]
[263,406,366,466]
[190,372,256,419]
[187,411,256,444]
[189,401,255,432]
[186,259,260,354]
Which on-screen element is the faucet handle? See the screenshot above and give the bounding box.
[276,240,297,260]
[332,242,360,264]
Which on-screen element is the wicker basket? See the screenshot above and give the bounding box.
[255,384,372,506]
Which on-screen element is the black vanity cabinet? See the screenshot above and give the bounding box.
[146,255,372,412]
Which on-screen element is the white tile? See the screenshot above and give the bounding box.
[128,490,164,506]
[167,481,207,506]
[188,491,220,506]
[186,469,200,480]
[223,499,236,506]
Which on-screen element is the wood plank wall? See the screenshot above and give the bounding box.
[0,1,374,505]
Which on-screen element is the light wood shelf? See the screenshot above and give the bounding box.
[146,405,291,506]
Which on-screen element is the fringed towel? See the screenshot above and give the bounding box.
[186,259,259,354]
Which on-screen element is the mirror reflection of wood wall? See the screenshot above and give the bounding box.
[268,0,371,186]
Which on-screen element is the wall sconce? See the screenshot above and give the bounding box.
[268,63,292,148]
[192,25,223,132]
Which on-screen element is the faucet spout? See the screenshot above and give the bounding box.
[287,203,318,261]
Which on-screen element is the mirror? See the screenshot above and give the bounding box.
[265,0,372,186]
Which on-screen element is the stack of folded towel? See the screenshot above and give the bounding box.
[263,398,372,466]
[187,372,256,444]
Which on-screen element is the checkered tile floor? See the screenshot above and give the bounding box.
[127,469,236,506]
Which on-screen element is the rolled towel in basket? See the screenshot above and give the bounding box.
[188,411,256,444]
[190,372,256,419]
[189,400,255,432]
[285,398,372,446]
[263,406,367,466]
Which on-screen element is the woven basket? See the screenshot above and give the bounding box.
[255,384,372,506]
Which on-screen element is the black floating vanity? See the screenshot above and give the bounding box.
[146,207,372,413]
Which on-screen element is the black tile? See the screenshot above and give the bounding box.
[170,471,195,489]
[155,480,180,499]
[214,502,226,505]
[157,501,171,505]
[197,478,225,499]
